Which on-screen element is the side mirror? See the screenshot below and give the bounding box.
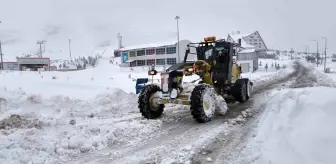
[238,39,242,46]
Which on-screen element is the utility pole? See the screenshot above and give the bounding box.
[0,41,3,70]
[304,45,309,59]
[175,16,180,63]
[312,40,319,67]
[0,21,3,70]
[37,40,45,57]
[322,37,327,72]
[69,39,72,62]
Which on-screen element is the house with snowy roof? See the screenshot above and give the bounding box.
[226,31,268,72]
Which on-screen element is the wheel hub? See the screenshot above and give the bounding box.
[202,89,215,117]
[149,92,161,111]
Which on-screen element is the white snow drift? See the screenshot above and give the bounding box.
[231,63,336,164]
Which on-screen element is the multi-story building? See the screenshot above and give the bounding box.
[115,40,192,67]
[227,31,267,50]
[227,31,268,72]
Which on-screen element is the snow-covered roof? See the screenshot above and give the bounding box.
[119,40,177,51]
[228,32,255,49]
[2,56,17,62]
[228,33,252,41]
[239,49,256,53]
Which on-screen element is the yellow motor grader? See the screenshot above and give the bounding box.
[138,36,253,123]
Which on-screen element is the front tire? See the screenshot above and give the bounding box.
[190,84,216,123]
[138,84,164,119]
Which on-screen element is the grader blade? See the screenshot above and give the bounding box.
[158,98,191,105]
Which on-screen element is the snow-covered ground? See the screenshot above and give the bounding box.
[0,58,295,163]
[229,60,336,164]
[233,87,336,164]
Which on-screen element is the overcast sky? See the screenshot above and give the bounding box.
[0,0,335,59]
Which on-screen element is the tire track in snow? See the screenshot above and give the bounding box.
[195,61,331,164]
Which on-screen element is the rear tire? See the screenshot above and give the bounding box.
[232,79,247,103]
[138,84,164,119]
[190,84,216,123]
[242,79,252,100]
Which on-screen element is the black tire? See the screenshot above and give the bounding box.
[241,78,252,100]
[138,84,164,119]
[190,84,216,123]
[232,79,247,103]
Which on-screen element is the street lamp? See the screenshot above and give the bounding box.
[321,37,327,72]
[304,45,309,59]
[0,21,3,70]
[175,16,180,63]
[312,40,319,67]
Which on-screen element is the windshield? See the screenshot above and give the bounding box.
[204,49,213,60]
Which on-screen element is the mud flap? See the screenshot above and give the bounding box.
[214,94,228,116]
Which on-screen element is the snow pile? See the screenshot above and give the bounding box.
[288,60,336,88]
[0,88,163,164]
[233,87,336,164]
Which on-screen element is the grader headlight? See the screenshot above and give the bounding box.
[187,67,194,72]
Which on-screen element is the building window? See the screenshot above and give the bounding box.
[167,58,176,65]
[146,49,155,55]
[167,47,176,54]
[156,48,166,55]
[156,59,166,65]
[129,51,136,57]
[146,59,155,65]
[136,60,145,66]
[130,61,136,67]
[137,50,145,56]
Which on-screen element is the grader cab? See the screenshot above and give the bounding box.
[139,36,253,123]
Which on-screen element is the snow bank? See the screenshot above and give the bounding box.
[0,88,162,164]
[232,87,336,164]
[0,59,145,99]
